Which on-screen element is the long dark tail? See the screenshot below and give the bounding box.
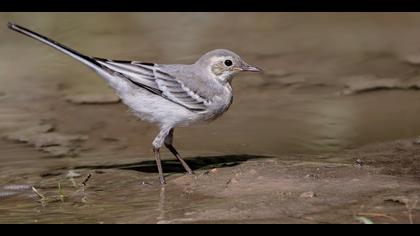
[7,22,103,71]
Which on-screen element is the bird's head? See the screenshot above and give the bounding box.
[195,49,262,83]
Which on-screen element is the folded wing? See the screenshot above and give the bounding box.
[94,58,208,112]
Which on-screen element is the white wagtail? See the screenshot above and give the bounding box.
[8,23,262,184]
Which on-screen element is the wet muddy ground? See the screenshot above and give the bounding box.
[1,13,420,223]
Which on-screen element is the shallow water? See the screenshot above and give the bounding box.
[2,13,420,223]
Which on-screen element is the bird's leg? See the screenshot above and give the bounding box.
[152,127,172,185]
[164,128,194,175]
[153,147,166,185]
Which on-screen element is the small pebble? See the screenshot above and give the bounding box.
[66,170,81,178]
[304,174,316,178]
[300,191,316,198]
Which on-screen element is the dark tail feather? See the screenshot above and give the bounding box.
[7,22,102,70]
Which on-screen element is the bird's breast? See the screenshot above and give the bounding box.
[202,85,233,121]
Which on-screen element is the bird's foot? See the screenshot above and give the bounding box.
[159,176,167,185]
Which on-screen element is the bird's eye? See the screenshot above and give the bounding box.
[224,60,233,67]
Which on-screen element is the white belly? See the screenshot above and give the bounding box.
[122,90,202,127]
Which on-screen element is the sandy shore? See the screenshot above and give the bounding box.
[1,135,420,223]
